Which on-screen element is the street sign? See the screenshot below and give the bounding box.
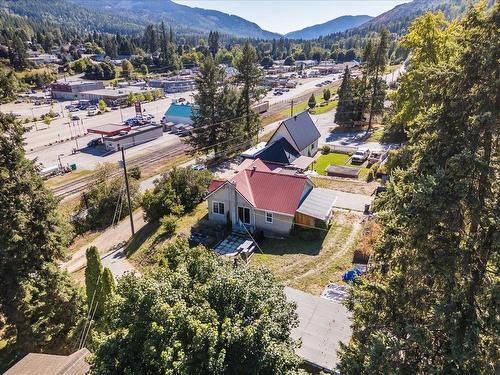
[134,101,142,116]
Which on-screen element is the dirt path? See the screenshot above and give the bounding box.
[61,209,146,273]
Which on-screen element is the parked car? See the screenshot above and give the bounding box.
[71,115,80,121]
[177,97,186,102]
[87,109,101,116]
[368,150,388,164]
[191,164,206,171]
[87,138,102,148]
[351,148,370,164]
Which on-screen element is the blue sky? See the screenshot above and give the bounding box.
[172,0,411,34]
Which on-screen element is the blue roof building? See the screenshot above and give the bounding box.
[163,103,194,125]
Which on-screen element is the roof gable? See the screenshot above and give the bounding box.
[279,111,321,151]
[255,138,300,164]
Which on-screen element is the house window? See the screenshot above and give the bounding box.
[212,201,224,215]
[238,206,251,225]
[265,211,273,223]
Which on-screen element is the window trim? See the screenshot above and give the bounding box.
[237,206,251,225]
[212,201,225,215]
[265,211,273,224]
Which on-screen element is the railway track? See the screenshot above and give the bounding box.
[52,142,189,199]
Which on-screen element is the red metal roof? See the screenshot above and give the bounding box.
[87,124,131,136]
[208,159,311,215]
[208,179,225,194]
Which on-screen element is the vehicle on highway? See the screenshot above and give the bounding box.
[87,109,101,116]
[87,138,102,148]
[111,106,119,110]
[351,148,370,164]
[71,115,80,121]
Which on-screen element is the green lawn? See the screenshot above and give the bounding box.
[314,152,351,175]
[314,152,371,180]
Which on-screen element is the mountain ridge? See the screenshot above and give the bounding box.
[285,15,373,40]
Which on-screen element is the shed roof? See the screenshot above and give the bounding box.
[5,348,90,375]
[278,111,321,151]
[297,188,338,221]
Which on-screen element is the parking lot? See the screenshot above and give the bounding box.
[14,92,192,170]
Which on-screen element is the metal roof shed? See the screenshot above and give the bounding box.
[296,188,338,223]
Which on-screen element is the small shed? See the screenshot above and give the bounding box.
[295,188,338,227]
[325,165,360,178]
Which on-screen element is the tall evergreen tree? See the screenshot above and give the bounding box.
[0,113,84,355]
[366,29,389,129]
[208,30,219,56]
[188,56,230,154]
[235,42,263,144]
[335,66,354,125]
[85,246,115,319]
[339,5,499,373]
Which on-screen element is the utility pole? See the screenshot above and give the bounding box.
[290,99,294,117]
[121,147,135,236]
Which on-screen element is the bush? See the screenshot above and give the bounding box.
[322,145,331,154]
[142,167,212,222]
[365,169,374,182]
[160,215,177,237]
[128,166,141,180]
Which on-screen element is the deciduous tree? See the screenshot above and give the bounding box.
[91,239,301,374]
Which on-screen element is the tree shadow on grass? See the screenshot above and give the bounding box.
[124,221,159,257]
[261,227,327,257]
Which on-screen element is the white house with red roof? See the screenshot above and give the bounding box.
[207,159,316,236]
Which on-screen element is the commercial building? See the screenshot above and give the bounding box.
[79,86,158,106]
[163,102,194,125]
[102,124,163,152]
[50,81,105,100]
[150,76,196,93]
[27,53,61,66]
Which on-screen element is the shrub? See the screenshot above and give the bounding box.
[160,215,177,237]
[128,166,141,180]
[365,169,374,182]
[142,167,212,222]
[322,145,331,154]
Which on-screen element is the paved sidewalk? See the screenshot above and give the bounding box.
[61,209,146,273]
[101,246,137,278]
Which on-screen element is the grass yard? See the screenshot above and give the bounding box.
[127,203,209,270]
[314,152,351,175]
[251,211,363,295]
[314,152,371,181]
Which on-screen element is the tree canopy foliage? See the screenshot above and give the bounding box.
[142,167,212,222]
[0,113,84,355]
[339,4,499,373]
[90,238,302,374]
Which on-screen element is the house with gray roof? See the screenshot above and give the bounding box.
[267,110,321,157]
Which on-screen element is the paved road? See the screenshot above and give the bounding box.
[285,286,351,372]
[61,209,146,274]
[101,246,136,278]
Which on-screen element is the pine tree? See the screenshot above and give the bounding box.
[235,42,262,144]
[339,5,499,373]
[366,29,389,129]
[208,31,219,56]
[335,66,354,125]
[0,113,84,354]
[308,94,316,109]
